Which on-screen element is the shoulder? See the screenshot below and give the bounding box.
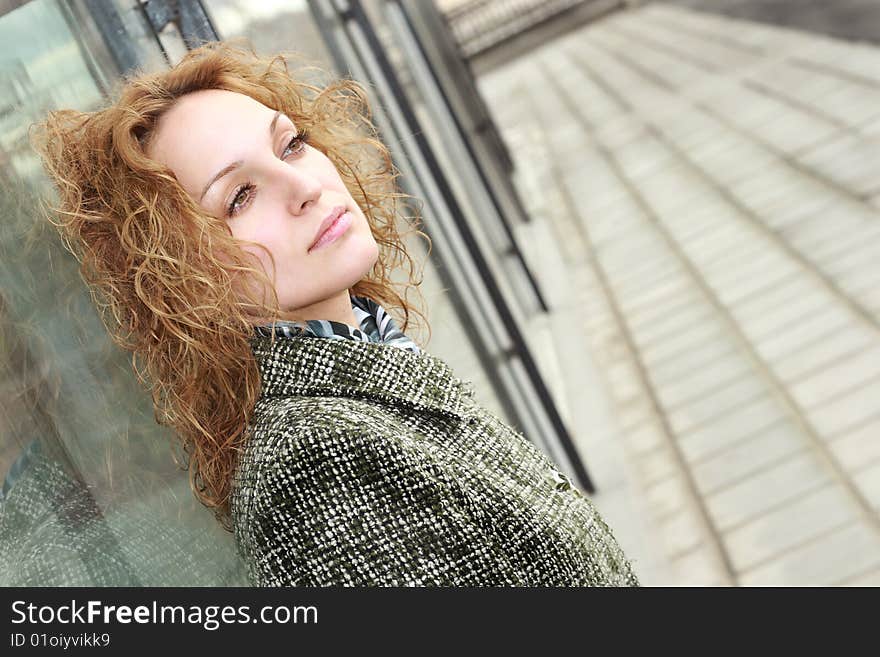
[232,396,417,516]
[235,397,391,491]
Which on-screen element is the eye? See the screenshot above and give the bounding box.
[226,182,255,218]
[282,130,309,159]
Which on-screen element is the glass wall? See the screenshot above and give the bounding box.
[0,0,247,586]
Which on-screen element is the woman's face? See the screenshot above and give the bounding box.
[147,89,379,320]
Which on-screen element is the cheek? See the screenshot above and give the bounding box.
[312,153,352,193]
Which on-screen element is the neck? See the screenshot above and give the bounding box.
[280,290,359,331]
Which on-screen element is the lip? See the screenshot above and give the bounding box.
[309,205,350,252]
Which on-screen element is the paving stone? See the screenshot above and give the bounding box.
[667,375,770,435]
[633,447,680,487]
[670,546,732,586]
[616,398,657,433]
[773,322,877,383]
[731,286,834,342]
[679,231,759,271]
[617,277,696,321]
[828,418,880,472]
[627,164,717,215]
[661,203,745,244]
[781,203,880,256]
[729,275,820,323]
[807,380,880,437]
[798,133,880,197]
[831,47,880,86]
[788,343,880,408]
[756,190,838,233]
[705,87,786,130]
[594,114,650,150]
[606,359,644,400]
[647,337,739,386]
[602,251,675,287]
[587,211,651,248]
[750,106,841,156]
[724,483,859,573]
[708,259,803,307]
[691,424,807,494]
[611,258,683,297]
[641,16,764,72]
[739,521,880,586]
[853,460,880,510]
[840,567,880,586]
[639,320,729,367]
[745,60,849,106]
[623,422,668,457]
[833,262,880,298]
[688,136,780,185]
[863,115,880,138]
[752,306,853,363]
[700,246,798,288]
[589,25,693,82]
[630,304,715,353]
[681,129,754,166]
[613,135,678,181]
[678,396,787,462]
[654,107,730,154]
[669,215,745,255]
[729,164,825,216]
[643,474,691,520]
[655,508,706,558]
[705,451,832,531]
[624,284,706,332]
[651,351,753,409]
[815,237,880,278]
[811,83,880,129]
[599,235,669,276]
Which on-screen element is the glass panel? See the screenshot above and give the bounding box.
[0,0,247,585]
[204,0,334,68]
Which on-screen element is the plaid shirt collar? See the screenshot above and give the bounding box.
[253,294,421,355]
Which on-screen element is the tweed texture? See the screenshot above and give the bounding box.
[231,334,640,586]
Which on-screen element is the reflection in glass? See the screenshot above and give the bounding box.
[0,0,247,585]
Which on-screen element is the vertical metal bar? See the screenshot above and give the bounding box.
[142,0,220,48]
[83,0,142,73]
[179,0,219,45]
[386,0,550,315]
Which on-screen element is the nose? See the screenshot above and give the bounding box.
[277,162,322,216]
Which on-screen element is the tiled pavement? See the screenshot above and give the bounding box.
[654,0,880,48]
[476,3,880,585]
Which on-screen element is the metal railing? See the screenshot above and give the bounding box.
[444,0,625,58]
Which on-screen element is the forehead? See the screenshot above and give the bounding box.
[147,89,277,193]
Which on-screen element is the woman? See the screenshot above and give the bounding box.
[33,42,639,587]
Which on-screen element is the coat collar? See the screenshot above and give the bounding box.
[249,335,476,422]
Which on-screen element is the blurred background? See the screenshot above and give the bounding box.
[0,0,877,586]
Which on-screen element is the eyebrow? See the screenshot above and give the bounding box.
[198,110,284,202]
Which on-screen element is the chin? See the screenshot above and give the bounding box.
[346,234,380,271]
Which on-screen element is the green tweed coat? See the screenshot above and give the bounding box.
[231,334,639,586]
